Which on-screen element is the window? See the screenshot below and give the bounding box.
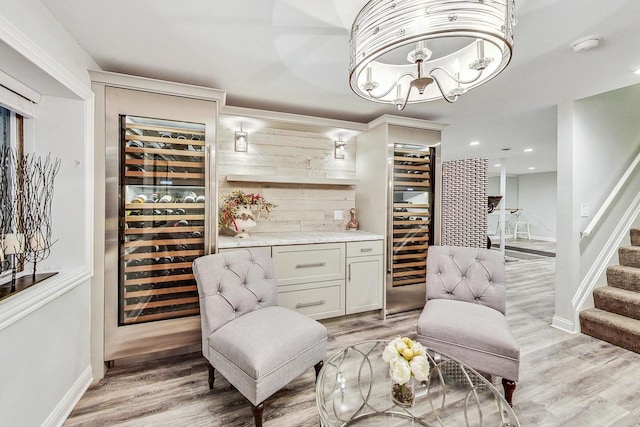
[0,105,24,277]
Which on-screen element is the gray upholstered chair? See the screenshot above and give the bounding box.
[416,246,520,406]
[193,248,328,426]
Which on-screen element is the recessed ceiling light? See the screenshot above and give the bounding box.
[528,167,535,170]
[635,68,640,75]
[524,148,533,152]
[470,141,480,146]
[494,164,501,167]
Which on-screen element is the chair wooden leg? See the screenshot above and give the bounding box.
[207,363,215,390]
[314,360,324,383]
[502,378,516,407]
[251,402,264,427]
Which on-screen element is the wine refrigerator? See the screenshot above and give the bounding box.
[103,85,219,363]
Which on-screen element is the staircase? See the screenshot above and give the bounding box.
[580,228,640,353]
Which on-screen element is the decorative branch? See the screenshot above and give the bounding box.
[0,148,60,280]
[21,153,61,278]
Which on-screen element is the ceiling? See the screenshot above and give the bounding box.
[40,0,640,175]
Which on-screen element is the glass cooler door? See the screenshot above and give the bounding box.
[391,144,434,288]
[120,115,206,325]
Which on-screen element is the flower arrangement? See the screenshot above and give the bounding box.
[218,190,277,231]
[383,336,430,406]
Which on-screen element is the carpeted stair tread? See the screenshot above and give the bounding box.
[619,246,640,268]
[593,286,640,320]
[579,308,640,354]
[631,228,640,246]
[607,265,640,292]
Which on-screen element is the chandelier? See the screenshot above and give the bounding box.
[349,0,515,110]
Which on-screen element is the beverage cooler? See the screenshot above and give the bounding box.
[120,116,206,325]
[390,144,434,289]
[96,79,223,364]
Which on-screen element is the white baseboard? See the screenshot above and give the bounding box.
[43,365,93,427]
[551,315,577,334]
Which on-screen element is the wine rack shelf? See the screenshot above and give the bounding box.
[119,116,206,325]
[391,145,433,288]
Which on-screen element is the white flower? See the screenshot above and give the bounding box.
[412,341,426,356]
[382,341,399,364]
[394,337,408,353]
[389,357,412,385]
[410,354,430,382]
[384,336,430,384]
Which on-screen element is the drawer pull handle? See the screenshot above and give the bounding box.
[295,262,326,269]
[296,300,326,308]
[360,248,373,252]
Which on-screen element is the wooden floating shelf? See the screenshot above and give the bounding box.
[226,174,359,186]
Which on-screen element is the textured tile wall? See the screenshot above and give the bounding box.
[441,158,488,248]
[217,125,357,232]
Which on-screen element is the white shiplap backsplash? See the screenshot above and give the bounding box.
[217,126,357,232]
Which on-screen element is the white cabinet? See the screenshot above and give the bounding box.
[346,240,384,314]
[222,238,384,320]
[272,243,346,320]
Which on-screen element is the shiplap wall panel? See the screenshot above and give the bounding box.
[217,126,357,232]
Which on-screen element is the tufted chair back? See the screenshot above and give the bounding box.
[193,247,278,358]
[426,245,506,314]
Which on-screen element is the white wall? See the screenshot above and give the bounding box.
[554,83,640,331]
[0,0,98,425]
[487,176,519,236]
[518,172,557,241]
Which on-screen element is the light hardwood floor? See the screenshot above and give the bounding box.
[65,254,640,426]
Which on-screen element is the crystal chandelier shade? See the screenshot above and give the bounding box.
[349,0,515,110]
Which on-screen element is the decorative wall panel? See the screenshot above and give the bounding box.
[218,126,357,232]
[441,158,488,248]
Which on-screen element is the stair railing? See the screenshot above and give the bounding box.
[581,150,640,238]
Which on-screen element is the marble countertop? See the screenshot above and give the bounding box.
[218,230,384,248]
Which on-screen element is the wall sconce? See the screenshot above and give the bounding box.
[335,137,346,159]
[235,123,248,152]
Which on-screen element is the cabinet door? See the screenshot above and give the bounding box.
[346,254,383,314]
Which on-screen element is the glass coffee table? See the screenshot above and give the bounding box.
[316,340,519,426]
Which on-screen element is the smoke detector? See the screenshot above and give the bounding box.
[570,35,601,53]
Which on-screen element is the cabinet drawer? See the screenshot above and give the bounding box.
[278,280,345,320]
[347,240,383,257]
[273,243,345,286]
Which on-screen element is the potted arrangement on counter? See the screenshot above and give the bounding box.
[218,190,277,238]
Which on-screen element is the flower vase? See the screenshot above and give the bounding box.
[391,377,415,408]
[233,205,257,238]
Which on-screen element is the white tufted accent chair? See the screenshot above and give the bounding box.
[193,248,327,426]
[416,246,520,406]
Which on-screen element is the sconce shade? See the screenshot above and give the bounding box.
[335,140,346,159]
[235,131,248,152]
[3,233,25,255]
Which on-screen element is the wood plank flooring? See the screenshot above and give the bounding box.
[65,254,640,426]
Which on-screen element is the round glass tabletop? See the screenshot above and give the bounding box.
[316,340,519,426]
